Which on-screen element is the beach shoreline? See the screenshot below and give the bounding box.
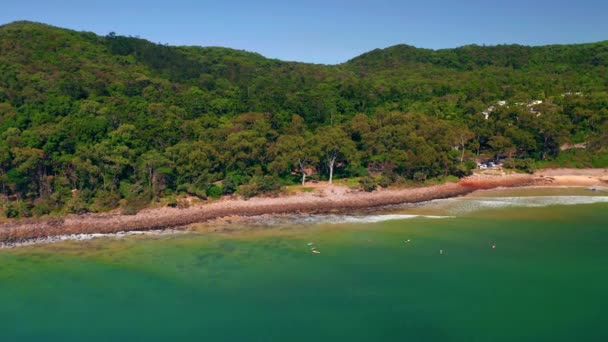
[1,168,606,246]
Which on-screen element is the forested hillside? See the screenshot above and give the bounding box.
[1,21,607,218]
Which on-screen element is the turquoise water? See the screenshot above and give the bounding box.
[1,194,607,341]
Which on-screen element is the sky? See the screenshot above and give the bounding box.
[1,0,607,64]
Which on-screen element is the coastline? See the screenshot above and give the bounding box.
[1,169,606,246]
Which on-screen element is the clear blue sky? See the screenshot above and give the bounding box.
[2,0,607,64]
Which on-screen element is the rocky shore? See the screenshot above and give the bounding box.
[1,169,605,246]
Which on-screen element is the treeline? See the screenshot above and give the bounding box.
[0,108,468,216]
[0,21,607,218]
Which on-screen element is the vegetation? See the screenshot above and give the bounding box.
[0,21,607,218]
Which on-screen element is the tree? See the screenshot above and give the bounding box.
[0,140,10,195]
[138,150,173,198]
[315,126,357,183]
[488,135,515,159]
[452,125,474,163]
[270,134,318,185]
[10,147,47,197]
[165,141,219,190]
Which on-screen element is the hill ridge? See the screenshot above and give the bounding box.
[2,20,607,65]
[0,20,606,219]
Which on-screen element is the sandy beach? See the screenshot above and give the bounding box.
[1,168,606,244]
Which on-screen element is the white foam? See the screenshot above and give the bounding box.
[0,229,184,249]
[423,196,608,215]
[291,214,453,225]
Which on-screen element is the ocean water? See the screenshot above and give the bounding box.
[1,190,607,341]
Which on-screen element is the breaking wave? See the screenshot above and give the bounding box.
[423,196,608,215]
[277,214,452,225]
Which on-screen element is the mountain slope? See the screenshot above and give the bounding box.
[346,41,608,71]
[0,21,606,218]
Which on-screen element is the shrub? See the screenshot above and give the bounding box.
[91,191,121,212]
[167,196,177,208]
[65,199,82,214]
[237,183,259,199]
[452,161,475,178]
[258,175,281,193]
[413,172,428,182]
[177,183,189,193]
[5,202,20,218]
[592,150,608,167]
[206,184,222,199]
[381,165,397,182]
[503,158,535,173]
[185,185,207,199]
[347,164,369,177]
[237,176,282,199]
[359,176,378,192]
[223,172,246,195]
[176,198,190,209]
[121,195,150,215]
[377,176,393,188]
[31,201,51,217]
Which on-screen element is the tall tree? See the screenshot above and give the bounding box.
[270,134,318,185]
[138,150,173,198]
[452,125,474,163]
[316,126,358,184]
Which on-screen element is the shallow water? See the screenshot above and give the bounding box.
[1,190,607,341]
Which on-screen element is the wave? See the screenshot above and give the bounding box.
[250,196,608,226]
[258,214,454,226]
[423,196,608,215]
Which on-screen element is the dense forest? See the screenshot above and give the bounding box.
[1,21,607,218]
